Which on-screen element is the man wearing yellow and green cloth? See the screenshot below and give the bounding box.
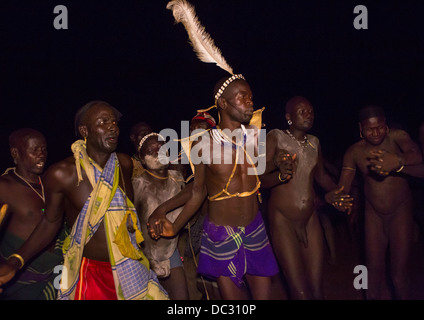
[0,101,168,300]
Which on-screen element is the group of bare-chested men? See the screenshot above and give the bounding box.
[0,76,423,300]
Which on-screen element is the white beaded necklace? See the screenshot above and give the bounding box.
[285,129,308,148]
[211,124,247,149]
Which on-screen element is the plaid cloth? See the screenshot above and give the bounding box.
[57,140,168,300]
[197,212,279,287]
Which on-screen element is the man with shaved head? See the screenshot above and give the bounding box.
[261,96,352,299]
[337,105,422,299]
[0,128,65,299]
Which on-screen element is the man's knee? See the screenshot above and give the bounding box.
[217,276,248,300]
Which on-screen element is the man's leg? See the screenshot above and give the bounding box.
[389,198,414,300]
[364,203,388,300]
[160,267,189,300]
[301,211,325,299]
[270,214,312,299]
[245,274,273,300]
[216,276,249,300]
[160,248,189,300]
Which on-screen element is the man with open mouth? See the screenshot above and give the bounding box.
[0,101,168,300]
[0,128,66,300]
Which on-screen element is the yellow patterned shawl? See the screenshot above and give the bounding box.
[57,140,168,300]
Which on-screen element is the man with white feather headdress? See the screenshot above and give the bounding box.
[147,0,280,300]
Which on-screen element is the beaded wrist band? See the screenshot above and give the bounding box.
[214,74,245,101]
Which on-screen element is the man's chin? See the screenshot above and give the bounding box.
[366,138,384,146]
[31,168,44,176]
[105,145,118,153]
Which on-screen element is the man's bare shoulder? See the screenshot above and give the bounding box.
[266,128,284,143]
[307,134,320,145]
[344,140,365,158]
[266,128,282,137]
[388,128,411,140]
[0,172,14,194]
[0,171,13,184]
[44,156,77,184]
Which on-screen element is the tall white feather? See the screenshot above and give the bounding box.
[166,0,234,75]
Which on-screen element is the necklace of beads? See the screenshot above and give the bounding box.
[285,129,308,148]
[211,124,247,150]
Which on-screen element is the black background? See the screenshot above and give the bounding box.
[1,0,423,169]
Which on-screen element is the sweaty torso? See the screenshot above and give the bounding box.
[267,129,319,222]
[202,128,259,227]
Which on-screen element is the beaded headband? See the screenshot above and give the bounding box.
[138,133,165,152]
[214,74,246,101]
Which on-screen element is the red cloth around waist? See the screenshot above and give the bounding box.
[74,257,117,300]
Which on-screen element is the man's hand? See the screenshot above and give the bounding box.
[274,149,296,182]
[368,149,403,176]
[325,186,354,214]
[147,217,176,240]
[147,206,176,239]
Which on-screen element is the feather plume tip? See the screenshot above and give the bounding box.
[166,0,234,75]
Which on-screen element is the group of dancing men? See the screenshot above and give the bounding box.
[0,73,423,301]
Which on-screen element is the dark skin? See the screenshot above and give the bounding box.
[149,80,273,300]
[0,130,52,245]
[0,103,134,288]
[338,115,422,299]
[260,97,352,300]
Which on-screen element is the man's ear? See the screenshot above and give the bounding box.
[10,147,19,164]
[358,122,364,138]
[217,97,227,110]
[285,113,291,122]
[129,133,136,144]
[79,125,88,140]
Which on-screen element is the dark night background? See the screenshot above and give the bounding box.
[0,0,423,170]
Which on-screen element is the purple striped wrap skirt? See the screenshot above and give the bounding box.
[197,212,279,287]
